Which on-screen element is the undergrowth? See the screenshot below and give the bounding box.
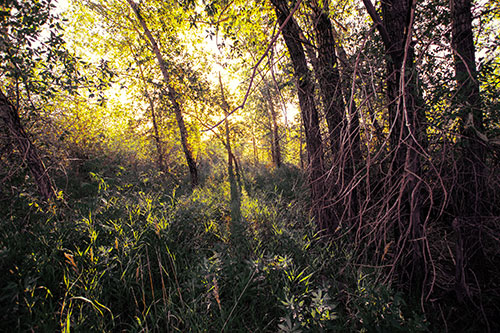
[0,162,428,332]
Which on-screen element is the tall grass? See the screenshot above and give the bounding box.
[0,162,428,331]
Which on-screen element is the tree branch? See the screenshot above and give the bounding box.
[361,0,392,49]
[204,0,305,132]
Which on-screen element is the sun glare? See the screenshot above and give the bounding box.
[54,0,69,15]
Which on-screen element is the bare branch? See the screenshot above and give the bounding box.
[361,0,392,49]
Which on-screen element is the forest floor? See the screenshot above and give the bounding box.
[1,159,432,331]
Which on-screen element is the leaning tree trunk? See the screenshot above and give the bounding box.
[127,0,198,187]
[271,0,338,233]
[0,90,54,200]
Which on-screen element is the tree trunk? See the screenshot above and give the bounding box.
[136,59,165,172]
[0,90,54,200]
[267,113,276,164]
[127,0,198,187]
[219,75,241,225]
[310,0,360,219]
[363,0,425,291]
[310,0,345,157]
[450,0,489,304]
[331,26,362,169]
[251,124,259,165]
[264,86,282,168]
[299,122,304,170]
[450,0,486,216]
[271,0,338,233]
[149,95,164,169]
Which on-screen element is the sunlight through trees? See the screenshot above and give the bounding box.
[1,0,499,331]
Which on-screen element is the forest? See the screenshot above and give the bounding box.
[1,0,499,331]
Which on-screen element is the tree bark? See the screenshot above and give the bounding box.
[0,90,54,200]
[310,0,345,157]
[127,0,198,187]
[271,0,338,233]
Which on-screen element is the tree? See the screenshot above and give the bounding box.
[450,0,486,215]
[0,0,80,200]
[219,74,242,226]
[309,0,345,157]
[271,0,338,233]
[450,0,490,305]
[130,43,166,172]
[307,0,361,219]
[254,79,283,168]
[126,0,199,187]
[362,0,426,290]
[0,91,55,199]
